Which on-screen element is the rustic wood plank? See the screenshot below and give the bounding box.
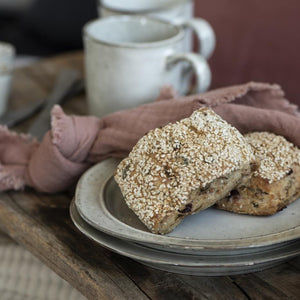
[287,255,300,270]
[253,262,300,299]
[177,275,248,300]
[0,191,149,300]
[109,253,210,300]
[230,272,291,299]
[109,252,248,300]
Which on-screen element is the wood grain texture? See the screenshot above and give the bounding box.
[0,51,299,300]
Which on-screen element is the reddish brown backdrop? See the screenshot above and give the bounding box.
[195,0,299,105]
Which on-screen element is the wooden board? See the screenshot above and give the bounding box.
[0,51,299,300]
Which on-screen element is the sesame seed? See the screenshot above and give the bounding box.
[115,108,253,232]
[245,132,300,183]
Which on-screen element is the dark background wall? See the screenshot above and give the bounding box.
[194,0,299,104]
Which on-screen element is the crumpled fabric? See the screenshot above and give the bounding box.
[0,82,299,193]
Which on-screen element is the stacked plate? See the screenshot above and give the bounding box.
[71,158,300,276]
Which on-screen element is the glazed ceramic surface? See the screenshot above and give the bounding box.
[70,200,300,276]
[84,15,211,117]
[74,158,300,255]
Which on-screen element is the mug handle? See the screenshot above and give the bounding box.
[174,18,216,59]
[166,53,211,93]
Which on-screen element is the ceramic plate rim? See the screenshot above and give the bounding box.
[70,200,300,268]
[75,158,300,250]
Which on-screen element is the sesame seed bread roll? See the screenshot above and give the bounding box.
[114,108,254,234]
[216,132,300,215]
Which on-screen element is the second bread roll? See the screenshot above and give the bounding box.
[216,132,300,215]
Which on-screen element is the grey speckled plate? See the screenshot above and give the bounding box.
[74,158,300,255]
[70,200,300,276]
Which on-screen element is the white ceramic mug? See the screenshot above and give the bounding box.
[98,0,216,60]
[83,16,211,118]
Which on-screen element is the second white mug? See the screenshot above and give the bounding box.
[98,0,216,60]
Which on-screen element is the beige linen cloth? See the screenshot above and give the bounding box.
[0,81,299,194]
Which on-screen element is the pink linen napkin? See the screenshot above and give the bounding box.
[0,82,299,193]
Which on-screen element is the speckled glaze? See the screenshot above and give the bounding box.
[84,15,211,117]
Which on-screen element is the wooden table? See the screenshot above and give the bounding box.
[0,52,299,300]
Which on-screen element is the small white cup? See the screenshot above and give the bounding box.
[0,42,15,116]
[84,15,211,118]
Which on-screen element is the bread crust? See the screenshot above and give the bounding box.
[216,132,300,215]
[115,108,253,234]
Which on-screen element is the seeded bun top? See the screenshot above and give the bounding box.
[115,108,253,232]
[245,132,300,183]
